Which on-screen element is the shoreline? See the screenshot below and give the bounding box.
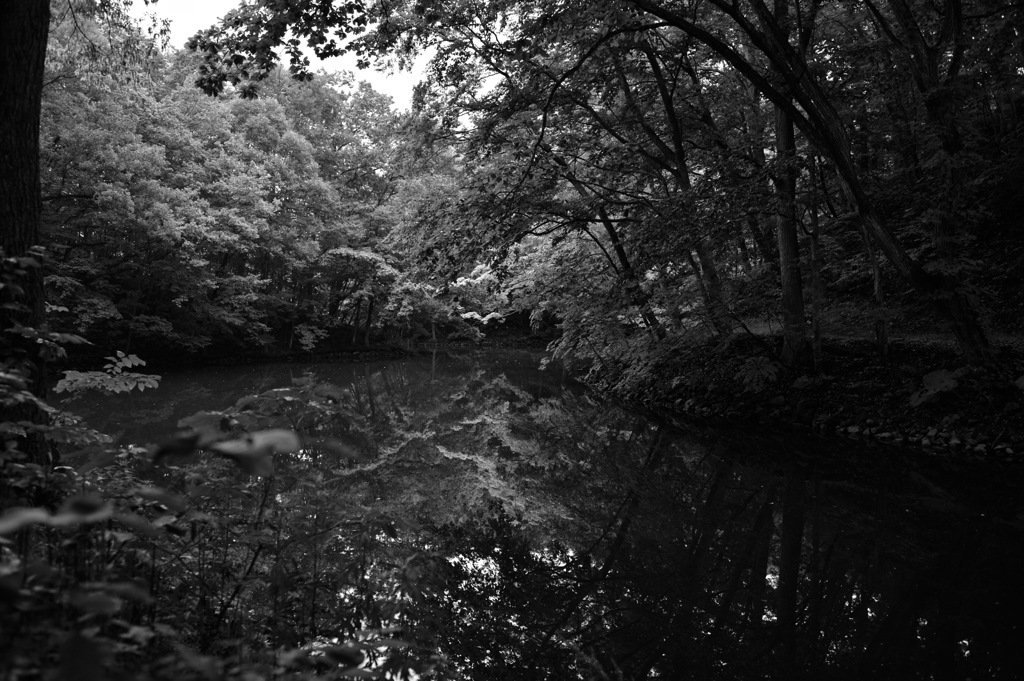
[588,334,1024,462]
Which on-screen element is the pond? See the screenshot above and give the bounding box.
[67,349,1024,679]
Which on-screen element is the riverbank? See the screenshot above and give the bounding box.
[164,334,553,367]
[58,329,557,372]
[591,333,1024,461]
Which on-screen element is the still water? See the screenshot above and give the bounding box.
[69,349,1024,679]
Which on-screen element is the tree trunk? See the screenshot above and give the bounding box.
[0,3,51,466]
[694,241,732,335]
[806,157,824,370]
[363,296,374,347]
[685,250,716,331]
[747,214,778,271]
[776,464,806,672]
[350,299,362,345]
[770,0,808,368]
[0,2,50,395]
[746,492,775,630]
[709,491,776,644]
[858,220,889,358]
[774,103,808,367]
[736,236,752,272]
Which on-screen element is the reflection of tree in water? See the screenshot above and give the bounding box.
[332,355,1024,679]
[64,350,1024,678]
[70,363,323,445]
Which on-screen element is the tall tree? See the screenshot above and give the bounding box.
[1,3,51,393]
[626,0,994,362]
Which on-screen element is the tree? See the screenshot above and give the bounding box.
[625,0,994,362]
[3,0,169,396]
[1,3,51,394]
[190,0,1013,364]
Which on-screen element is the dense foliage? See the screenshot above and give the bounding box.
[182,0,1024,372]
[21,0,1024,375]
[4,0,1024,679]
[6,346,1022,679]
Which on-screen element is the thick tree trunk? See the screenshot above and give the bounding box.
[0,3,51,467]
[773,104,808,367]
[770,0,808,368]
[0,2,50,395]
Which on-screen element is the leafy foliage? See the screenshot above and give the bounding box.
[55,351,161,394]
[909,368,963,407]
[734,356,782,394]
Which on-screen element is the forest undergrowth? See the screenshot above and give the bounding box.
[591,329,1024,461]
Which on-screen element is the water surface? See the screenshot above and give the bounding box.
[68,349,1024,679]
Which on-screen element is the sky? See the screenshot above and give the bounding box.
[132,0,425,109]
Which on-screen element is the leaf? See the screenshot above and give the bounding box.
[78,450,119,473]
[208,439,252,456]
[320,645,364,668]
[72,591,123,616]
[314,383,346,400]
[135,486,189,512]
[909,390,933,407]
[173,643,220,679]
[251,429,301,454]
[235,395,258,409]
[49,500,114,527]
[207,429,299,475]
[61,494,108,517]
[178,411,227,433]
[112,512,162,538]
[153,432,201,465]
[0,508,50,535]
[911,369,961,407]
[209,441,275,476]
[83,581,152,604]
[309,437,368,461]
[278,648,312,668]
[121,624,156,645]
[922,369,958,393]
[227,450,274,477]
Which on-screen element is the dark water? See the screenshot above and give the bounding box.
[68,349,1024,679]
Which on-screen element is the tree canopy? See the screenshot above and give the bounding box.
[2,1,1024,679]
